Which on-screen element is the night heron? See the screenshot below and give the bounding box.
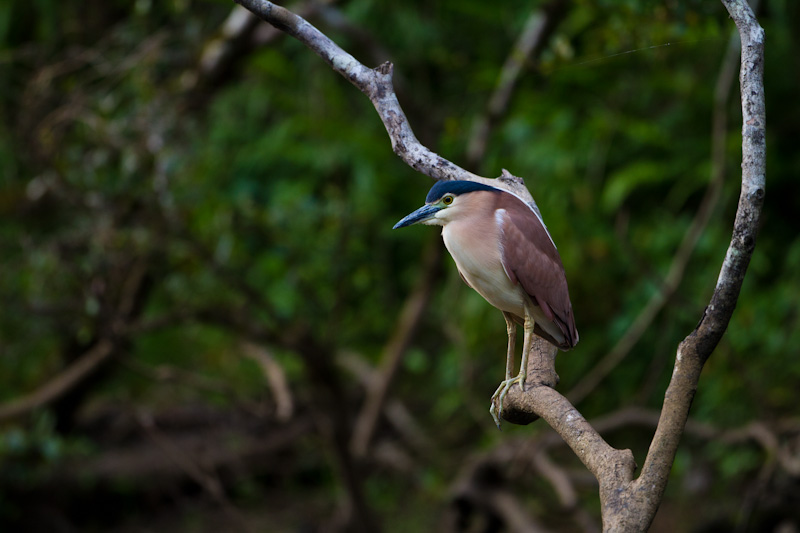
[394,180,578,427]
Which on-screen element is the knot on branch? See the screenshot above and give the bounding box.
[374,61,393,76]
[499,168,526,187]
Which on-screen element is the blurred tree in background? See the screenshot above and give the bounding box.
[0,0,798,531]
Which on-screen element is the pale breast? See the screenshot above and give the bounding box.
[441,220,525,317]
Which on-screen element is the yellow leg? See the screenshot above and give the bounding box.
[517,309,535,390]
[490,307,535,429]
[502,312,516,381]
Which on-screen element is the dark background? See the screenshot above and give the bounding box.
[0,0,798,531]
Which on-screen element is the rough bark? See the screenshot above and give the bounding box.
[232,0,542,209]
[232,1,765,530]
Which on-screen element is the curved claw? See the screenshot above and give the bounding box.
[489,373,527,429]
[489,403,502,430]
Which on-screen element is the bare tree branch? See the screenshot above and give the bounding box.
[231,0,766,530]
[449,460,554,533]
[467,0,569,168]
[355,2,572,455]
[506,1,765,526]
[232,1,473,178]
[489,490,553,533]
[135,409,255,533]
[122,359,236,396]
[0,339,113,422]
[531,448,578,508]
[455,408,796,533]
[620,1,765,525]
[566,22,743,407]
[241,342,294,421]
[232,0,541,207]
[338,350,435,458]
[350,240,440,457]
[0,259,150,423]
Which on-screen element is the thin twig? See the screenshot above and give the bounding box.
[383,401,436,456]
[241,341,294,421]
[531,448,578,509]
[622,2,766,527]
[232,0,543,209]
[566,26,742,406]
[0,339,114,422]
[489,489,553,533]
[135,410,255,533]
[459,408,796,533]
[233,1,766,530]
[467,0,569,168]
[339,350,435,457]
[449,460,553,533]
[350,240,440,457]
[121,359,237,396]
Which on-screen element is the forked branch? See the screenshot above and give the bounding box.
[233,0,540,207]
[232,1,765,530]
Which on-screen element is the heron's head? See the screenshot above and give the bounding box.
[393,180,500,229]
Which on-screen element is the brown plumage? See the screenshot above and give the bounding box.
[393,179,578,427]
[495,193,578,349]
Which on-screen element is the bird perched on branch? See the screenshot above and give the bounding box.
[394,179,578,427]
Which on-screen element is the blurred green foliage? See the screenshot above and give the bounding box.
[1,0,799,531]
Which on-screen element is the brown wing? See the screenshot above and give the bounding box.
[496,193,578,349]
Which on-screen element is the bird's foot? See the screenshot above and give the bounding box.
[489,373,526,429]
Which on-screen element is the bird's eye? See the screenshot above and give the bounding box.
[442,195,454,205]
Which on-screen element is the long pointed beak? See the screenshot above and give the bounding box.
[393,204,441,229]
